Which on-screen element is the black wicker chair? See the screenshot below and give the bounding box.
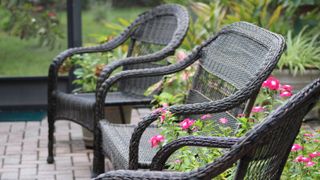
[47,4,189,164]
[93,22,286,176]
[95,78,320,180]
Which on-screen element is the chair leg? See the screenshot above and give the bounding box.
[92,128,105,177]
[119,106,126,124]
[47,113,55,164]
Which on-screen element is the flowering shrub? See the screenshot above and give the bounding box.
[148,76,319,178]
[283,128,320,179]
[150,108,234,177]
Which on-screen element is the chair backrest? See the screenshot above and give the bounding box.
[192,78,320,179]
[185,22,285,129]
[118,4,189,95]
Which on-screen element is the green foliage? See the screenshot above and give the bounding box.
[163,0,219,5]
[223,0,320,35]
[278,28,320,75]
[71,54,108,93]
[162,0,191,6]
[223,0,290,34]
[181,2,227,50]
[70,47,127,93]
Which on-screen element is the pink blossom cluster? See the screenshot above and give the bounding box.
[262,76,280,90]
[291,144,319,167]
[153,103,169,123]
[149,135,165,148]
[200,114,212,120]
[251,106,264,113]
[262,76,293,97]
[219,117,228,124]
[291,144,303,151]
[176,50,187,61]
[279,84,293,97]
[179,118,195,130]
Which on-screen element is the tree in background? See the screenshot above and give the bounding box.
[0,0,64,49]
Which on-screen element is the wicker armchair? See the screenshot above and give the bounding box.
[47,4,189,164]
[95,78,320,180]
[92,22,286,176]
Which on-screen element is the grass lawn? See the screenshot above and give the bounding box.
[0,6,144,77]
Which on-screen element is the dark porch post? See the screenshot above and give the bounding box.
[67,0,82,91]
[67,0,82,48]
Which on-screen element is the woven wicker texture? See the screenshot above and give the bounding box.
[119,62,166,96]
[99,121,159,170]
[95,78,320,180]
[92,22,286,176]
[46,4,189,165]
[118,15,177,95]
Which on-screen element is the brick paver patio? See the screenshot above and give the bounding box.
[0,108,151,180]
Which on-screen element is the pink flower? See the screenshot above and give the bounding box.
[160,114,166,123]
[294,155,304,162]
[200,114,212,120]
[306,161,316,167]
[219,118,228,124]
[293,156,310,163]
[153,107,169,123]
[262,76,280,90]
[149,135,165,148]
[291,144,303,152]
[303,133,314,137]
[251,106,264,113]
[176,50,187,61]
[162,103,169,108]
[179,118,195,130]
[182,71,189,81]
[280,91,292,97]
[301,157,311,163]
[281,85,293,92]
[309,152,320,158]
[153,107,165,114]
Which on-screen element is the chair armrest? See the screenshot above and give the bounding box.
[96,47,175,90]
[94,46,202,120]
[150,136,240,170]
[128,112,161,169]
[94,170,187,180]
[48,30,131,94]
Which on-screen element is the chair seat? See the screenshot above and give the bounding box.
[54,91,96,130]
[99,121,159,170]
[53,91,152,131]
[76,92,153,106]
